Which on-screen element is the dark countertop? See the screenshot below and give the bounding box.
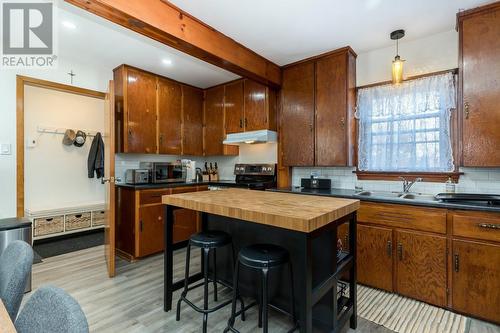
[115,180,244,190]
[0,218,32,231]
[268,187,500,213]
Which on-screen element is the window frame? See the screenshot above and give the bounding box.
[354,69,461,182]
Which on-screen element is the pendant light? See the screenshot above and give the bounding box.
[390,29,405,84]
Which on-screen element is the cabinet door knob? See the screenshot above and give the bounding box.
[340,117,346,128]
[464,102,470,119]
[454,254,459,272]
[387,240,392,258]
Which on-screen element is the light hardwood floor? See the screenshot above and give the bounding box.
[29,246,498,333]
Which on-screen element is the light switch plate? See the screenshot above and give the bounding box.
[0,143,11,155]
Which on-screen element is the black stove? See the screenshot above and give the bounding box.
[234,164,277,190]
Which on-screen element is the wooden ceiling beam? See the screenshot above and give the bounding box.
[64,0,282,87]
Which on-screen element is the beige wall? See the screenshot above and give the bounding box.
[24,85,105,212]
[357,30,458,86]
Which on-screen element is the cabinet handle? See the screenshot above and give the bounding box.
[340,117,345,128]
[159,134,163,145]
[464,102,470,119]
[158,216,162,221]
[244,118,248,128]
[387,240,392,258]
[309,124,313,132]
[128,129,132,136]
[239,119,243,128]
[344,235,348,250]
[454,254,459,272]
[397,243,403,261]
[477,223,500,230]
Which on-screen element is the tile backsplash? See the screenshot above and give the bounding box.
[292,167,500,195]
[115,154,238,182]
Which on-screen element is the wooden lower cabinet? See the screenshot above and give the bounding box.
[355,203,500,324]
[357,224,394,291]
[395,230,447,307]
[138,204,164,257]
[452,239,500,323]
[116,185,205,260]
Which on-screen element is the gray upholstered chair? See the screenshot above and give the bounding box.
[15,285,89,333]
[0,240,33,321]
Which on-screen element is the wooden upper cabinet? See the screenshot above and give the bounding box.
[204,86,224,156]
[224,80,244,134]
[459,3,500,166]
[204,86,238,156]
[281,62,315,166]
[452,239,500,324]
[182,86,204,156]
[244,79,270,131]
[158,78,182,155]
[395,230,447,307]
[315,51,356,166]
[114,65,207,157]
[224,78,277,134]
[121,67,158,154]
[280,47,356,167]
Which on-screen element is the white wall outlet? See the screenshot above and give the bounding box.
[26,137,38,148]
[0,143,12,155]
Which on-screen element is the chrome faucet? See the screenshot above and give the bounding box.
[399,177,423,193]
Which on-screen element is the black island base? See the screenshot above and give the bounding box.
[164,207,357,333]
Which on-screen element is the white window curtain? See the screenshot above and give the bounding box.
[356,72,456,172]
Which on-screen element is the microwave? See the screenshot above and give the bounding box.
[140,162,186,183]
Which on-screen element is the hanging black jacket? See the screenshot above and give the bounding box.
[88,132,105,178]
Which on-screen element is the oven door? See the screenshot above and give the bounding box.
[153,163,186,183]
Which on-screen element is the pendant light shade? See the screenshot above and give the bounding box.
[390,30,405,84]
[392,55,405,84]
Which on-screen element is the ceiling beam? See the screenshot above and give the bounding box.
[64,0,282,87]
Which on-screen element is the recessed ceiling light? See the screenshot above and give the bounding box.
[62,21,76,29]
[162,59,172,66]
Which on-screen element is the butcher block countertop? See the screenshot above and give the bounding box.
[162,188,359,232]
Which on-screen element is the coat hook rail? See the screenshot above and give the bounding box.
[36,125,106,137]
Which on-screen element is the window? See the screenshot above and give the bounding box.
[356,73,456,172]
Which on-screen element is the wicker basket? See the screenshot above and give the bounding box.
[92,210,106,226]
[34,215,64,237]
[65,212,91,231]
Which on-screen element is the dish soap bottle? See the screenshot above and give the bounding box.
[445,177,456,193]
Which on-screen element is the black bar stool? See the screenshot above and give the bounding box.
[225,244,297,333]
[176,230,245,333]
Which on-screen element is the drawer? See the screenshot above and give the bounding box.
[34,215,64,237]
[92,210,106,226]
[452,211,500,243]
[196,185,209,192]
[140,189,171,205]
[358,202,447,234]
[171,186,198,194]
[66,212,91,231]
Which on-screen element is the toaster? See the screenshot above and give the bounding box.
[301,177,331,189]
[125,169,150,184]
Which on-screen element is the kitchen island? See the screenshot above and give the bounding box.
[162,188,360,332]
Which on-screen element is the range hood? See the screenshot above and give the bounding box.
[223,130,277,145]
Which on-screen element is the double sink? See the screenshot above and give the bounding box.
[355,191,438,202]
